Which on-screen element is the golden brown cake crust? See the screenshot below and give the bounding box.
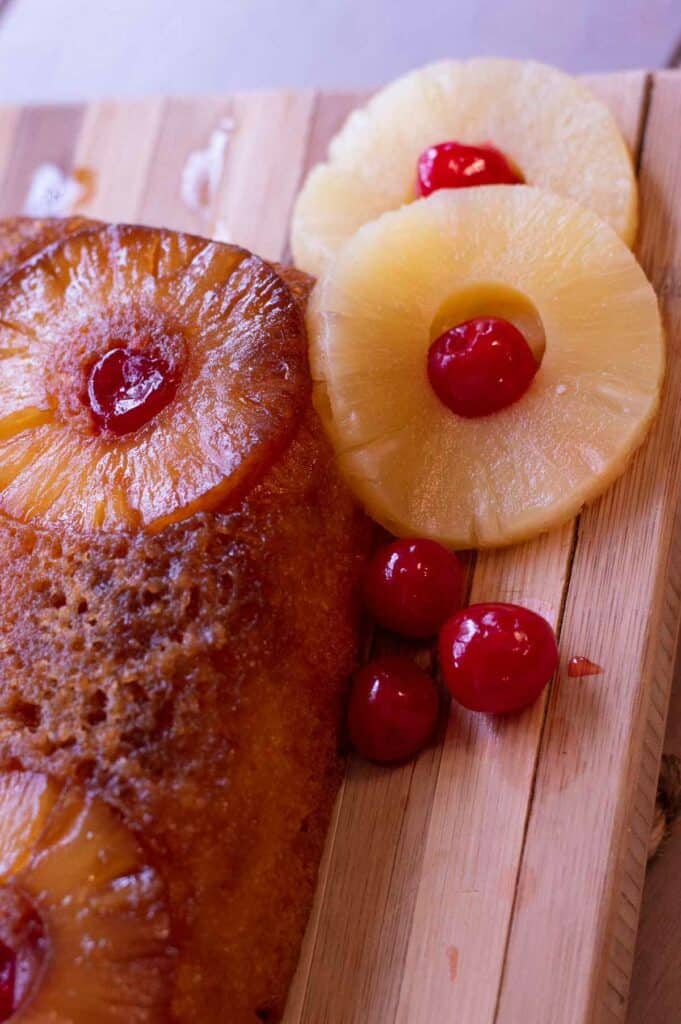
[0,227,369,1021]
[0,215,101,283]
[0,406,368,1023]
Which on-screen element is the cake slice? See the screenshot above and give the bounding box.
[0,220,369,1022]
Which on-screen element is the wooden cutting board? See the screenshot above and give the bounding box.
[0,70,680,1024]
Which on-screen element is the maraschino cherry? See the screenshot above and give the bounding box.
[0,892,47,1022]
[417,141,523,197]
[439,602,558,714]
[363,538,464,637]
[428,317,538,418]
[87,346,179,435]
[348,655,440,764]
[0,940,15,1022]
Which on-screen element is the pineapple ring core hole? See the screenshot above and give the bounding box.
[429,283,546,366]
[0,883,47,1018]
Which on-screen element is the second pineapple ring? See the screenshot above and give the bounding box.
[292,58,638,277]
[308,186,663,549]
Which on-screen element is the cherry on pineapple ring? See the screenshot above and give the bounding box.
[439,602,558,714]
[0,940,15,1022]
[87,346,180,436]
[417,141,523,197]
[428,316,538,418]
[363,537,464,637]
[348,655,440,764]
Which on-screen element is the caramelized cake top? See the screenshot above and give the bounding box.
[0,223,369,1021]
[0,224,309,532]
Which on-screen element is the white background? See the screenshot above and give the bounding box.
[0,0,678,102]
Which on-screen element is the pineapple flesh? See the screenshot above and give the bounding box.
[0,771,173,1022]
[291,58,638,278]
[308,187,663,549]
[0,217,101,286]
[0,224,307,532]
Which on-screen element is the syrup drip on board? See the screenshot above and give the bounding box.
[23,164,97,217]
[567,656,603,678]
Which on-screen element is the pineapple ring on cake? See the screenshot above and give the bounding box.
[291,58,638,277]
[0,771,173,1021]
[0,216,101,285]
[308,187,663,549]
[0,223,308,532]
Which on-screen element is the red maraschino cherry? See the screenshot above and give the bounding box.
[428,317,538,418]
[363,538,464,637]
[0,940,15,1022]
[417,141,523,197]
[348,655,440,764]
[87,346,180,435]
[0,895,47,1022]
[439,602,558,714]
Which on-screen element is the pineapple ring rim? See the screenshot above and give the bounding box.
[291,56,638,280]
[308,186,664,549]
[0,223,309,533]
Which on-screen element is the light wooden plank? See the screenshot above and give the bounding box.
[395,529,575,1024]
[286,91,452,1024]
[136,96,234,234]
[71,98,164,222]
[283,90,382,1024]
[0,103,84,217]
[303,92,365,171]
[279,91,367,265]
[629,777,681,1021]
[213,89,315,261]
[406,74,649,1024]
[0,106,20,192]
[497,70,681,1024]
[400,74,645,1024]
[629,659,681,1018]
[286,73,649,1024]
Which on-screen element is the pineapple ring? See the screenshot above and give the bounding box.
[0,224,308,532]
[308,187,663,549]
[292,58,638,277]
[0,216,101,285]
[0,772,173,1021]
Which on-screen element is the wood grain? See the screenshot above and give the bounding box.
[285,72,651,1024]
[629,657,681,1022]
[0,104,83,217]
[214,89,314,261]
[0,106,19,189]
[138,96,234,233]
[73,98,164,222]
[0,72,677,1024]
[496,69,681,1024]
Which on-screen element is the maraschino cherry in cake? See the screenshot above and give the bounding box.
[291,58,638,277]
[0,219,369,1022]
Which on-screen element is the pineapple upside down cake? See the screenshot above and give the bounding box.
[0,217,369,1023]
[0,56,665,1024]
